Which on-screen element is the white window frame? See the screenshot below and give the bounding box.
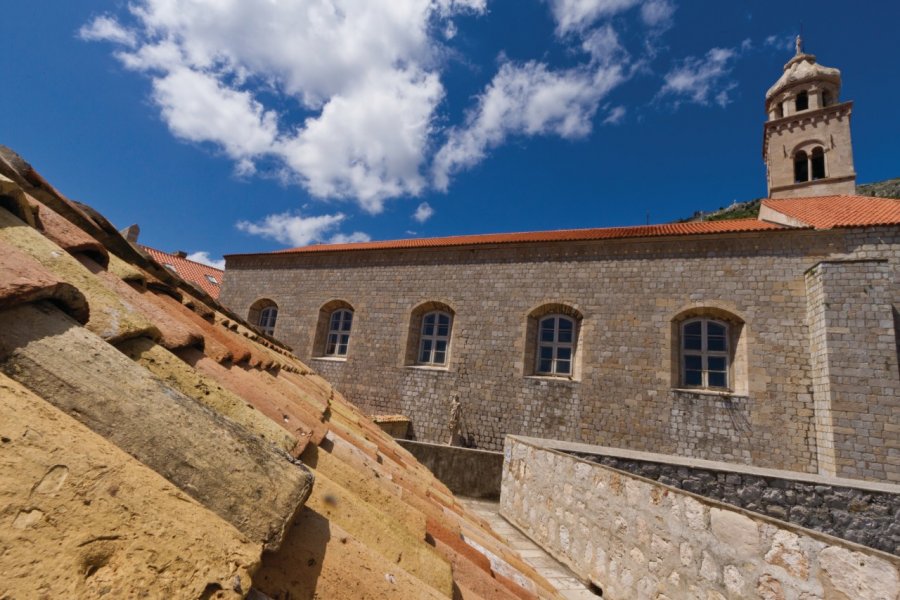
[535,314,575,376]
[418,310,452,366]
[681,318,730,390]
[258,306,278,336]
[325,309,353,357]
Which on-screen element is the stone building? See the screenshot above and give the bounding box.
[221,41,900,483]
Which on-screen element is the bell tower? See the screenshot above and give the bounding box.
[763,37,856,198]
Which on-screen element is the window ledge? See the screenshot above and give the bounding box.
[404,365,450,372]
[310,356,348,363]
[525,375,580,383]
[671,388,747,398]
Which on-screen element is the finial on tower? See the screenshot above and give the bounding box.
[795,34,803,55]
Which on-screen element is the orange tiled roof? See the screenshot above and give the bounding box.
[142,246,224,298]
[252,218,785,256]
[762,195,900,229]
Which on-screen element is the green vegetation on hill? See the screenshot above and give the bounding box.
[858,178,900,199]
[680,177,900,222]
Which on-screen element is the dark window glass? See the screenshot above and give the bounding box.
[796,91,808,111]
[684,370,702,386]
[811,147,826,180]
[794,151,809,183]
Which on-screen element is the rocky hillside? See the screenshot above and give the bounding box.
[681,177,900,222]
[858,177,900,199]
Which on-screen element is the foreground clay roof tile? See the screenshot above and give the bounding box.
[761,194,900,229]
[0,145,560,599]
[142,245,224,298]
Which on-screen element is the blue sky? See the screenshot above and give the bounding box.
[3,1,898,267]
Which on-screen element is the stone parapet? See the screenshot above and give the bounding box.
[501,435,900,599]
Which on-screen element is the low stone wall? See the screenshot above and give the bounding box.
[397,440,503,499]
[568,449,900,555]
[501,436,900,600]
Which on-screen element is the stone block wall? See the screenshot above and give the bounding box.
[222,227,899,479]
[566,448,900,554]
[397,440,503,499]
[806,259,900,482]
[501,436,900,600]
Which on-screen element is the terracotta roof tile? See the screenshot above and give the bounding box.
[141,246,224,298]
[762,195,900,229]
[233,219,784,257]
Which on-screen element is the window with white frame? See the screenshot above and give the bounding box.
[536,314,575,376]
[418,311,452,365]
[681,318,729,389]
[258,306,278,336]
[325,309,353,356]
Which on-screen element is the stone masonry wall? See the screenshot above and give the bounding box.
[568,450,900,555]
[222,227,900,479]
[805,259,900,482]
[501,436,900,600]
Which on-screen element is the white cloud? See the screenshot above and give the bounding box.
[547,0,641,34]
[328,232,373,244]
[433,60,626,189]
[151,67,279,160]
[765,34,795,53]
[658,47,737,107]
[277,67,444,214]
[580,24,628,65]
[639,0,675,29]
[603,105,626,124]
[413,202,435,223]
[236,211,368,247]
[78,15,137,47]
[82,0,486,210]
[185,251,225,270]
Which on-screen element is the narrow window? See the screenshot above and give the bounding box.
[536,315,575,376]
[258,306,278,336]
[821,90,832,107]
[418,311,452,365]
[681,319,729,389]
[795,91,808,112]
[811,147,826,180]
[325,309,353,356]
[794,150,809,183]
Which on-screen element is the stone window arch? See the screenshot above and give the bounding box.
[404,301,455,367]
[811,146,826,180]
[524,303,583,378]
[671,307,746,394]
[313,300,355,358]
[248,298,278,336]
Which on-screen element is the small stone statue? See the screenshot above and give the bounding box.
[448,395,462,446]
[795,35,803,55]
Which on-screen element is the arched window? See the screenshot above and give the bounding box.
[794,150,809,183]
[821,90,832,107]
[248,298,278,336]
[418,311,452,365]
[325,309,353,357]
[313,300,355,358]
[536,315,575,376]
[795,90,809,112]
[681,318,729,389]
[811,147,826,180]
